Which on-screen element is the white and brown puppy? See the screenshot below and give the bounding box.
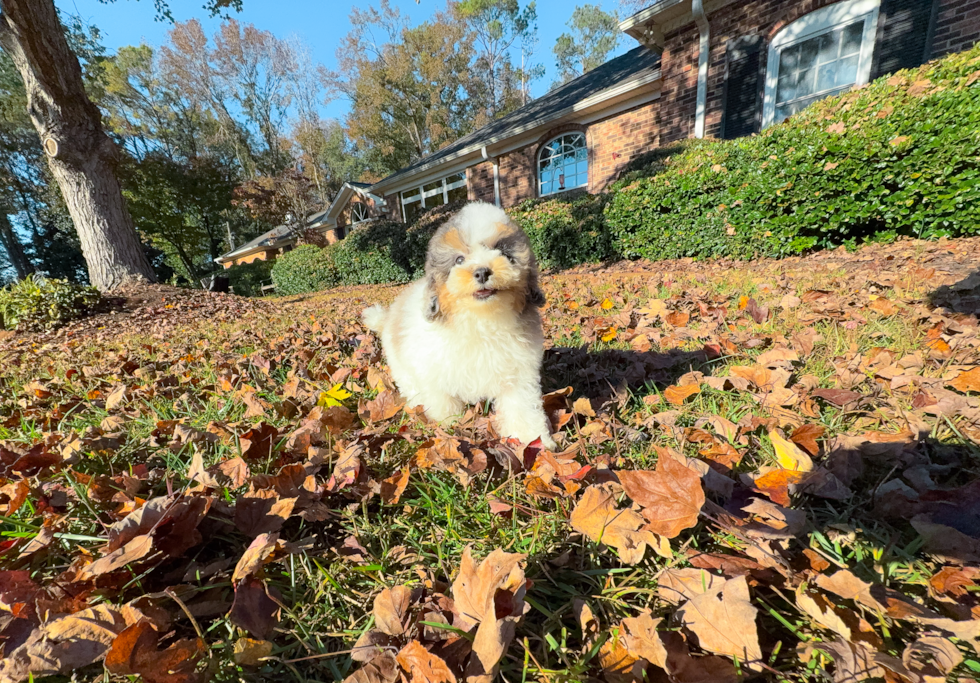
[362,202,556,449]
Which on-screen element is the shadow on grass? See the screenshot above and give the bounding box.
[929,268,980,317]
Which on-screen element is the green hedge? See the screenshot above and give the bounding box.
[606,44,980,260]
[227,260,274,297]
[0,275,101,331]
[270,245,339,296]
[509,191,616,270]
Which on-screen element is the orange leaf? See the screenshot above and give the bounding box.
[948,367,980,393]
[664,383,700,405]
[753,469,806,506]
[619,456,705,538]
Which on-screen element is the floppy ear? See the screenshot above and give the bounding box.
[524,270,546,310]
[422,275,442,322]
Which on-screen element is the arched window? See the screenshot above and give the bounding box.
[763,0,880,127]
[350,202,369,224]
[538,132,587,197]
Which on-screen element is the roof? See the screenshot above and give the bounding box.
[215,224,296,263]
[619,0,739,50]
[371,46,661,193]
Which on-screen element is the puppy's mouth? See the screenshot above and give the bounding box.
[473,288,496,300]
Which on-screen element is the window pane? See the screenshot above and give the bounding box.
[816,63,837,92]
[447,185,468,203]
[817,31,838,65]
[841,21,863,56]
[838,54,859,86]
[798,38,819,71]
[796,68,816,96]
[404,200,423,223]
[781,44,799,72]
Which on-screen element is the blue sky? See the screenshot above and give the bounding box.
[55,0,630,122]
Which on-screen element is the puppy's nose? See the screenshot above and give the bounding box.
[473,267,492,285]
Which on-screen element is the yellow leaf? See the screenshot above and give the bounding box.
[769,430,813,473]
[738,295,749,310]
[318,383,352,408]
[601,298,614,310]
[601,327,618,342]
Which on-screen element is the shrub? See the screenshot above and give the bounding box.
[0,274,101,331]
[509,192,617,270]
[270,245,338,296]
[606,44,980,261]
[227,260,274,297]
[330,220,414,286]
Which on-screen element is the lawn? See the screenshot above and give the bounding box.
[2,236,980,683]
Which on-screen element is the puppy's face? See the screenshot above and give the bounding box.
[423,204,544,321]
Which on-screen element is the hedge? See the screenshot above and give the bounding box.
[0,275,101,331]
[509,191,616,270]
[227,260,274,297]
[270,245,339,296]
[606,44,980,261]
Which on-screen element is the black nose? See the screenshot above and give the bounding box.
[473,267,491,285]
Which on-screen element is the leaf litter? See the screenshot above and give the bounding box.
[2,237,980,680]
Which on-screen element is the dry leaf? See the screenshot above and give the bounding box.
[664,383,700,405]
[619,457,704,538]
[570,484,656,564]
[373,586,413,637]
[769,430,814,472]
[395,640,457,683]
[676,575,762,665]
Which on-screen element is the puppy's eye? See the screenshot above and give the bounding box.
[455,255,465,265]
[504,252,516,264]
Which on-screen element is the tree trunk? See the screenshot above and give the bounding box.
[0,212,34,279]
[0,0,157,292]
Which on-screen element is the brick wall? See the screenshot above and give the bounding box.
[498,145,536,208]
[467,162,496,203]
[589,99,661,191]
[933,0,980,55]
[659,0,980,144]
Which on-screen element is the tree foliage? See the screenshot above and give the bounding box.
[553,4,621,86]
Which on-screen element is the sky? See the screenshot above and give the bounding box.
[54,0,632,123]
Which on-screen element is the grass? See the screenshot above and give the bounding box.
[2,237,980,682]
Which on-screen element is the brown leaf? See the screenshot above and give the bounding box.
[79,534,154,579]
[235,490,296,538]
[105,621,205,683]
[571,396,595,417]
[811,388,865,407]
[619,457,704,538]
[228,576,280,640]
[903,635,963,682]
[676,575,762,665]
[790,424,825,457]
[380,467,410,504]
[345,651,399,683]
[395,640,457,683]
[929,566,980,597]
[948,367,980,393]
[658,568,724,605]
[664,383,700,405]
[0,604,129,682]
[569,484,657,564]
[373,586,413,637]
[233,637,274,667]
[239,422,278,460]
[358,391,405,423]
[232,532,281,582]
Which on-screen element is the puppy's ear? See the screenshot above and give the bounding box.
[423,275,443,322]
[524,271,546,310]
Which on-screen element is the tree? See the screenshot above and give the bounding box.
[553,4,621,86]
[329,1,476,173]
[455,0,541,119]
[0,0,156,291]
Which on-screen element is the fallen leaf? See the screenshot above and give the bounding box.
[233,638,274,667]
[948,367,980,393]
[664,383,700,405]
[105,620,205,683]
[769,430,814,472]
[619,456,705,538]
[570,484,656,564]
[373,586,413,637]
[395,640,456,683]
[228,576,280,640]
[676,575,762,665]
[657,568,724,605]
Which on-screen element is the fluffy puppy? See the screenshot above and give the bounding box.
[363,202,556,449]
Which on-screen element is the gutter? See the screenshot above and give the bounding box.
[692,0,709,139]
[481,146,501,208]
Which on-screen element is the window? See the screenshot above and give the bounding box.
[350,202,370,224]
[763,0,880,127]
[400,172,467,222]
[538,133,588,196]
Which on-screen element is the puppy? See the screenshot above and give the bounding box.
[363,202,556,449]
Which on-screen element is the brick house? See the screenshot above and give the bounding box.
[371,0,980,218]
[215,181,386,268]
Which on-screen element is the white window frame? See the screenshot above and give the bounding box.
[350,202,370,225]
[538,132,588,197]
[400,172,467,222]
[762,0,881,128]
